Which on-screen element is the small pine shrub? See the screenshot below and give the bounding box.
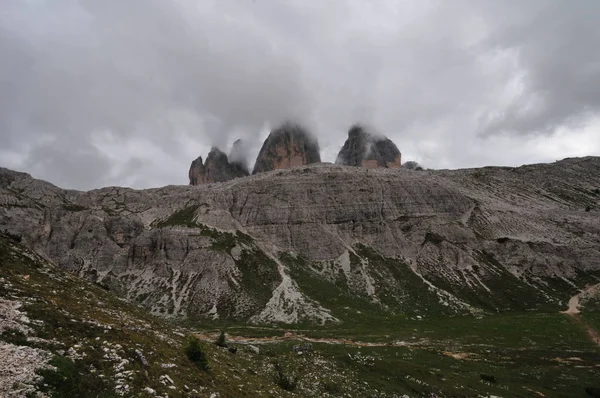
[0,328,30,346]
[480,374,496,383]
[36,356,112,397]
[322,381,342,394]
[273,363,298,391]
[586,387,600,397]
[185,338,209,371]
[215,330,227,348]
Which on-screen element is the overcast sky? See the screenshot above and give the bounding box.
[1,0,600,190]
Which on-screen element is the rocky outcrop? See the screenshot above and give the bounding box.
[2,157,600,324]
[336,125,402,169]
[188,147,249,185]
[252,122,321,174]
[188,157,206,185]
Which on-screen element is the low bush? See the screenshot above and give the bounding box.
[36,356,113,397]
[0,328,30,346]
[215,330,227,348]
[185,338,209,371]
[273,362,298,391]
[586,387,600,397]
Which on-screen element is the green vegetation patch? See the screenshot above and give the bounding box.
[420,249,564,313]
[354,244,458,317]
[155,205,200,227]
[61,203,88,212]
[233,248,281,313]
[281,252,387,324]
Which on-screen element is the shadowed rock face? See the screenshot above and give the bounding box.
[189,147,249,185]
[252,122,321,174]
[188,156,205,185]
[336,125,402,169]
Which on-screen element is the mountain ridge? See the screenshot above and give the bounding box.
[1,156,600,324]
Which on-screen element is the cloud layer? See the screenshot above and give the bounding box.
[1,0,599,189]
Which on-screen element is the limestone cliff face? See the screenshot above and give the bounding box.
[189,147,249,185]
[336,125,401,168]
[252,122,321,174]
[2,157,600,323]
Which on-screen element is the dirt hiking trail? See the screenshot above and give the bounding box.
[561,283,600,347]
[193,331,427,348]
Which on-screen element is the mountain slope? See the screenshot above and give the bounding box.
[2,232,600,398]
[1,157,600,323]
[0,232,391,397]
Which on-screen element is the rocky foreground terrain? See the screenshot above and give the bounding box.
[1,157,600,325]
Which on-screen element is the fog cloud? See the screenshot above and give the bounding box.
[1,0,599,189]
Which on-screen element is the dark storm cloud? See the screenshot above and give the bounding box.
[0,0,599,189]
[473,1,600,137]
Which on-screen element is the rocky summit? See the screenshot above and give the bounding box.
[252,122,321,174]
[188,147,249,185]
[336,124,402,168]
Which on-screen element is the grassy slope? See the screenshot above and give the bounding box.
[0,233,356,398]
[2,230,600,397]
[193,310,600,398]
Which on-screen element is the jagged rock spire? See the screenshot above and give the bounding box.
[189,146,249,185]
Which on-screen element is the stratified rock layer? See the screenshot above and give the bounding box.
[252,122,321,174]
[336,125,401,168]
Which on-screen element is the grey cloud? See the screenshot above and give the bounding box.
[474,1,600,136]
[1,0,599,189]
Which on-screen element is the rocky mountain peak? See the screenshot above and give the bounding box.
[189,146,249,185]
[336,124,402,169]
[188,156,205,185]
[252,122,321,174]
